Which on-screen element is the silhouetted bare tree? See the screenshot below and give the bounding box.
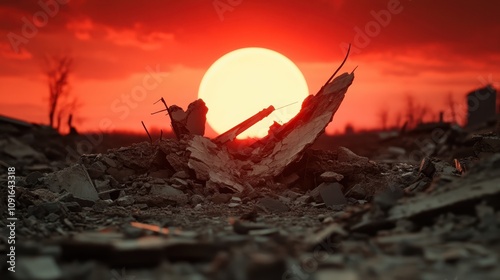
[404,94,416,128]
[45,55,73,131]
[392,111,403,129]
[378,107,389,131]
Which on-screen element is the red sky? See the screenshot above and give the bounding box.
[1,0,499,136]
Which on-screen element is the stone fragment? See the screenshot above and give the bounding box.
[150,185,184,197]
[106,167,135,183]
[419,157,436,178]
[257,197,289,213]
[116,195,135,206]
[320,171,344,182]
[25,171,43,186]
[212,193,232,204]
[311,183,347,207]
[44,164,99,202]
[346,184,367,199]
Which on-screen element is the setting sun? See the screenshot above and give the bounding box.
[198,48,309,139]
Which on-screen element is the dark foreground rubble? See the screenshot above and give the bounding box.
[1,142,499,280]
[1,70,500,279]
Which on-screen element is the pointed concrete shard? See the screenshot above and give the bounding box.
[186,72,354,190]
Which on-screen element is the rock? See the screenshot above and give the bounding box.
[257,197,289,213]
[116,195,135,206]
[28,202,66,219]
[166,153,189,173]
[93,199,113,212]
[25,171,43,186]
[419,157,436,178]
[63,202,82,212]
[233,220,270,234]
[277,173,300,187]
[320,171,344,182]
[347,184,367,199]
[212,193,232,204]
[194,204,202,211]
[282,190,301,200]
[337,146,368,163]
[87,161,107,179]
[94,178,112,191]
[43,164,99,202]
[373,189,403,211]
[101,156,117,168]
[311,183,347,207]
[106,167,135,183]
[171,178,188,187]
[190,194,204,205]
[98,189,121,200]
[149,169,172,179]
[30,188,59,202]
[231,197,242,203]
[45,212,60,222]
[150,185,184,197]
[295,195,312,205]
[320,183,347,207]
[56,192,75,203]
[172,170,190,179]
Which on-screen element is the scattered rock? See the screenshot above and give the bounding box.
[320,171,344,182]
[256,197,289,213]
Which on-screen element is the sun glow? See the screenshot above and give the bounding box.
[198,48,309,139]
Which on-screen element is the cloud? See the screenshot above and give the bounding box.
[0,0,499,80]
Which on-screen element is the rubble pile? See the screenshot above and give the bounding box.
[0,115,77,175]
[1,71,500,279]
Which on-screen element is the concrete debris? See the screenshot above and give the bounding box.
[187,72,354,192]
[320,171,344,182]
[43,164,99,202]
[317,182,347,207]
[169,99,208,136]
[256,197,289,213]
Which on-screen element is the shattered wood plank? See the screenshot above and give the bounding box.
[215,105,275,144]
[187,72,354,190]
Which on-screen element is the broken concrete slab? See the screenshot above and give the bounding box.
[186,72,355,190]
[352,155,500,232]
[319,183,347,207]
[43,164,99,202]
